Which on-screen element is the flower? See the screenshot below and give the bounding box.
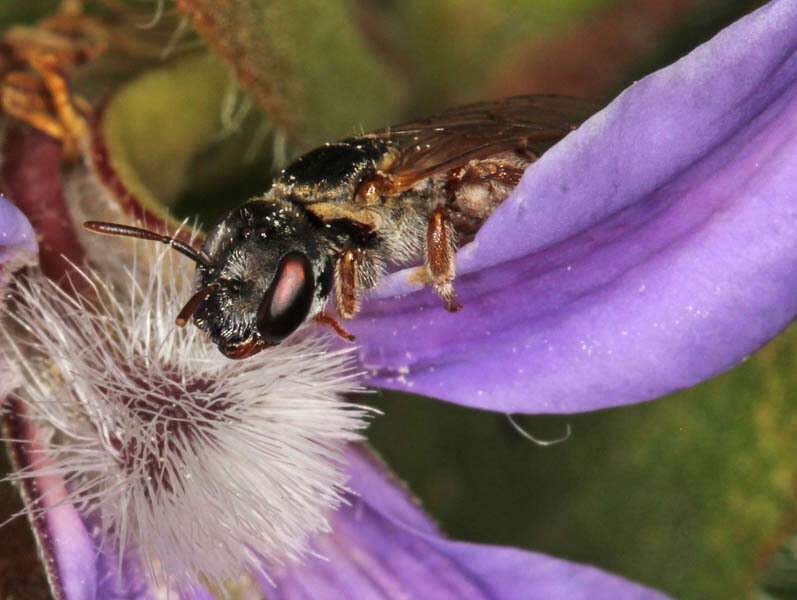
[1,1,794,599]
[0,211,667,599]
[3,257,369,591]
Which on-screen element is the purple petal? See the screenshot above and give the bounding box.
[352,0,797,413]
[265,447,670,599]
[0,195,37,285]
[3,402,156,600]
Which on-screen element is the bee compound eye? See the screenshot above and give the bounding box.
[256,251,315,343]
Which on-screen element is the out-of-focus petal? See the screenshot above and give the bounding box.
[1,128,84,282]
[266,447,670,600]
[5,440,670,599]
[352,0,797,412]
[3,401,156,600]
[0,195,37,285]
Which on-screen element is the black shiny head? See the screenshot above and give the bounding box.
[190,199,331,358]
[83,198,333,359]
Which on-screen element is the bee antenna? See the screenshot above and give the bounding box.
[83,221,211,268]
[175,283,218,327]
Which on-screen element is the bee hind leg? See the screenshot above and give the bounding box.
[426,207,462,312]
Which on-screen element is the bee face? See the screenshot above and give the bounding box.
[191,200,330,358]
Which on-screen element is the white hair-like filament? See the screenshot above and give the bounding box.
[1,246,371,592]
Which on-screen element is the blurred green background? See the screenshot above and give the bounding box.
[2,1,793,599]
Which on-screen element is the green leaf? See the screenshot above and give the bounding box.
[101,51,278,224]
[0,2,59,28]
[177,0,402,145]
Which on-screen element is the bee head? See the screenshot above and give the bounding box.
[189,200,331,358]
[84,199,332,360]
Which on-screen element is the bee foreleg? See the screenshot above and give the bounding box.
[314,311,356,341]
[335,248,362,319]
[426,208,462,312]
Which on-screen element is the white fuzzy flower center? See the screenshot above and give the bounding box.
[1,249,369,592]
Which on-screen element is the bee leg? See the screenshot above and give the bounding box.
[314,312,356,342]
[426,208,462,312]
[335,248,363,319]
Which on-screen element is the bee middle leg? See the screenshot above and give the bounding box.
[335,247,364,319]
[334,245,385,321]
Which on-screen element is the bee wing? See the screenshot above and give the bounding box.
[368,95,600,193]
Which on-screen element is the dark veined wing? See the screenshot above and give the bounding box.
[366,95,600,194]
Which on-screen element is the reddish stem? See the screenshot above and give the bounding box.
[1,126,86,287]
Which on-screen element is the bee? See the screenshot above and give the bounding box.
[85,95,597,359]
